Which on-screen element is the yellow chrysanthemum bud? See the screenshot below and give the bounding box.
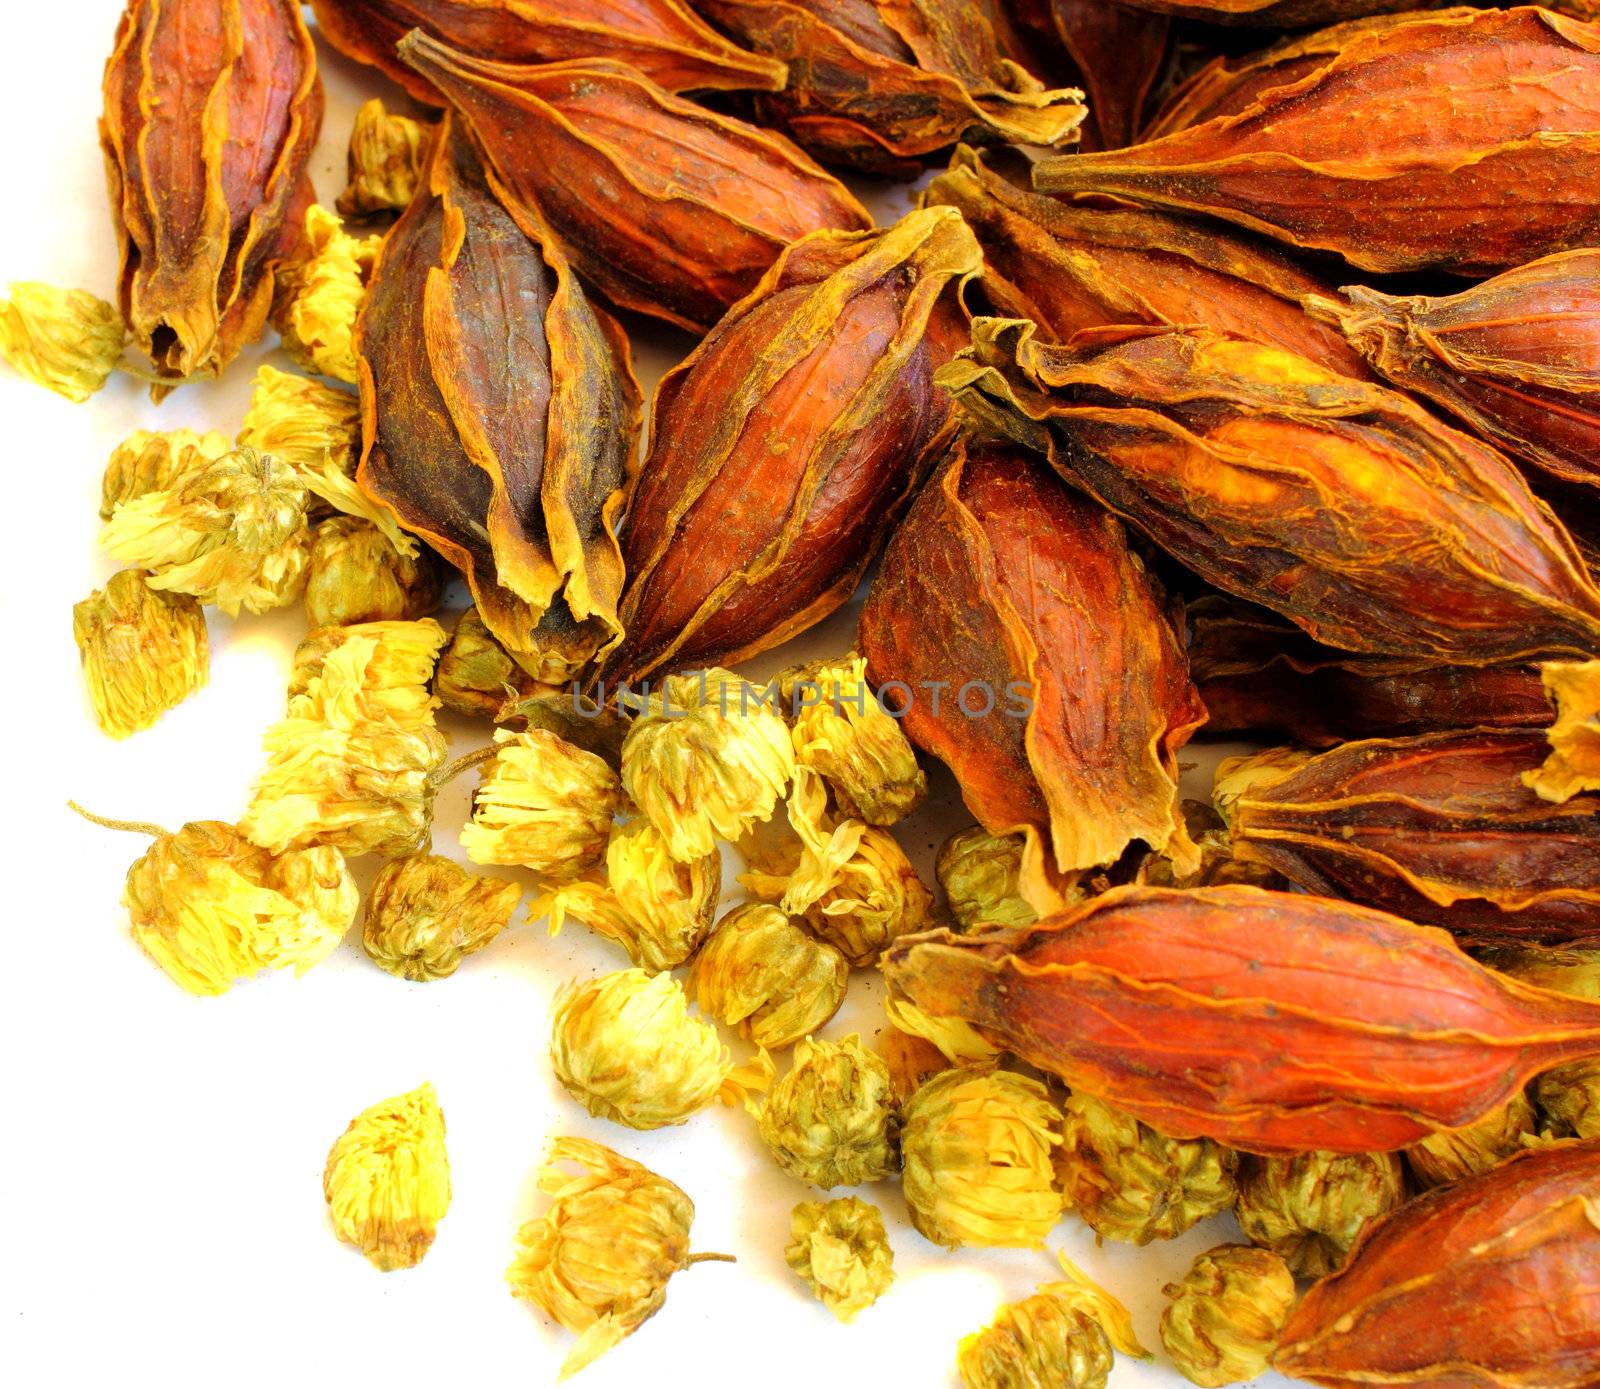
[884,994,1001,1068]
[901,1066,1063,1249]
[1056,1092,1238,1245]
[1524,660,1600,803]
[1405,1091,1539,1189]
[275,205,381,383]
[1161,1244,1297,1389]
[362,853,523,981]
[543,818,720,972]
[239,365,360,475]
[0,281,125,401]
[958,1251,1147,1389]
[780,653,926,825]
[74,569,208,738]
[338,99,430,218]
[1236,1150,1406,1278]
[243,619,450,858]
[435,607,536,719]
[323,1081,450,1271]
[101,446,312,616]
[936,826,1039,932]
[756,1035,899,1189]
[304,516,441,629]
[1213,747,1312,825]
[550,968,772,1130]
[100,428,231,519]
[786,1196,894,1324]
[507,1136,733,1379]
[1536,1060,1600,1139]
[462,727,621,879]
[621,668,794,861]
[688,902,848,1049]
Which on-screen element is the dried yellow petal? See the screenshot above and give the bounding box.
[688,902,848,1049]
[1524,659,1600,803]
[756,1035,899,1189]
[362,853,522,981]
[936,826,1038,933]
[1161,1244,1298,1389]
[100,428,231,519]
[434,606,536,719]
[550,968,771,1130]
[884,995,1001,1068]
[1236,1150,1406,1278]
[461,727,621,879]
[323,1081,450,1271]
[0,281,124,401]
[337,98,429,218]
[74,569,208,738]
[275,205,382,383]
[786,1196,894,1324]
[304,516,441,629]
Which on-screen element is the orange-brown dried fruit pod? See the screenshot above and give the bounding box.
[1047,0,1170,151]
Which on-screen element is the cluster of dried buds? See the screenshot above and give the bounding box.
[25,0,1600,1384]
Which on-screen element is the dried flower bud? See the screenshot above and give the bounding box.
[1526,660,1600,803]
[237,364,361,487]
[1056,1092,1238,1245]
[1236,1151,1406,1278]
[543,818,720,972]
[243,619,450,858]
[74,570,208,739]
[878,1027,950,1109]
[434,607,537,719]
[550,969,771,1129]
[621,670,794,862]
[338,99,429,218]
[901,1066,1062,1249]
[304,517,441,629]
[101,428,232,519]
[0,281,125,401]
[780,654,926,825]
[323,1081,450,1270]
[507,1136,733,1379]
[786,1196,894,1324]
[1160,1244,1297,1389]
[936,827,1038,932]
[1405,1091,1539,1189]
[1534,1060,1600,1140]
[884,995,1002,1068]
[362,854,522,981]
[687,902,848,1050]
[958,1251,1147,1389]
[756,1035,899,1189]
[461,727,620,879]
[273,205,381,384]
[101,446,312,616]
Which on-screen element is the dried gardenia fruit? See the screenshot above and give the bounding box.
[1405,1091,1538,1190]
[786,1196,894,1324]
[273,205,382,384]
[506,1137,734,1380]
[0,282,125,401]
[621,669,794,862]
[957,1251,1147,1389]
[397,36,873,332]
[1526,660,1600,803]
[606,208,980,680]
[687,902,848,1050]
[304,517,441,630]
[461,728,620,880]
[74,570,208,739]
[101,0,323,384]
[101,446,312,617]
[901,1066,1062,1249]
[1236,1150,1406,1278]
[362,853,522,981]
[946,321,1600,665]
[550,969,771,1130]
[780,654,926,826]
[337,98,430,218]
[1036,7,1600,276]
[1049,0,1170,150]
[756,1035,899,1189]
[100,428,231,520]
[936,827,1037,933]
[433,607,538,720]
[696,0,1086,175]
[543,818,720,972]
[1056,1092,1238,1246]
[323,1081,450,1271]
[1160,1244,1297,1389]
[243,619,450,858]
[878,1027,950,1109]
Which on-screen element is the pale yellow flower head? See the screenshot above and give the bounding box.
[1536,1059,1600,1140]
[276,205,382,383]
[338,99,429,218]
[756,1034,899,1189]
[101,428,231,519]
[1524,659,1600,803]
[324,1081,451,1271]
[435,606,535,719]
[786,1196,894,1324]
[1161,1244,1298,1389]
[1236,1150,1405,1278]
[550,968,771,1130]
[0,281,125,401]
[74,569,208,739]
[1405,1091,1538,1189]
[305,516,440,629]
[936,826,1038,932]
[621,668,794,861]
[362,853,523,981]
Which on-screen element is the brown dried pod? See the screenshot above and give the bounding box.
[1308,251,1600,494]
[1036,7,1600,276]
[921,145,1369,378]
[880,884,1600,1154]
[693,0,1085,176]
[1218,733,1600,949]
[307,0,785,99]
[1274,1139,1600,1388]
[355,122,640,682]
[396,34,873,332]
[858,434,1205,910]
[1047,0,1170,151]
[100,0,324,384]
[604,208,981,682]
[1113,1,1418,21]
[944,320,1600,666]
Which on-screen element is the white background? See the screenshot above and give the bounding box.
[1,5,1289,1386]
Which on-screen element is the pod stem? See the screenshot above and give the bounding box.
[685,1252,737,1267]
[432,744,499,788]
[67,800,168,839]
